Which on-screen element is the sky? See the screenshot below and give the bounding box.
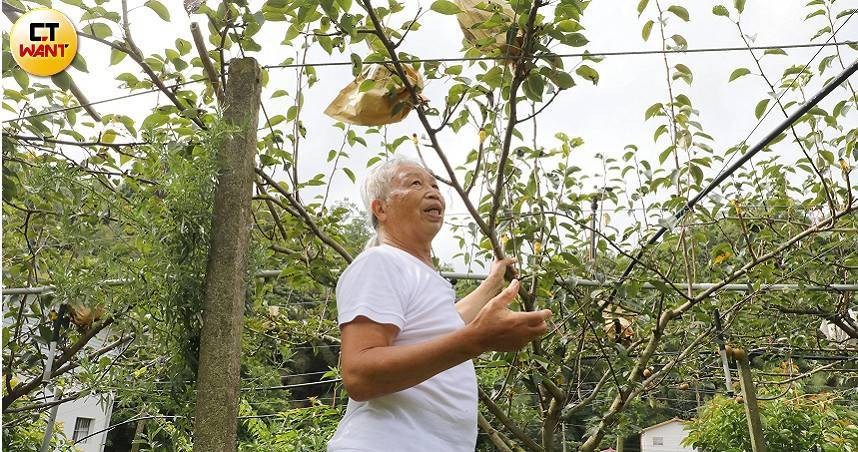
[3,0,857,273]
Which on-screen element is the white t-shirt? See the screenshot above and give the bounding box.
[327,244,478,452]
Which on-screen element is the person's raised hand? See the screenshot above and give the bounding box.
[468,279,552,353]
[483,257,517,296]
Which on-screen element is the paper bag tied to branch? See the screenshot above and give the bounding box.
[454,0,523,62]
[324,64,424,127]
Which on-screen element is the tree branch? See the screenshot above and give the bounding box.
[256,168,353,263]
[191,22,225,104]
[479,387,544,452]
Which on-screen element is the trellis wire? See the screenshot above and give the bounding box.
[4,271,857,295]
[257,41,857,69]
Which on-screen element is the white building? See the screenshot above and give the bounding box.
[640,418,697,452]
[55,391,114,451]
[819,309,858,346]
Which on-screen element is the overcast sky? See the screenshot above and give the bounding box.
[4,0,857,273]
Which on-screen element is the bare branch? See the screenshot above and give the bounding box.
[191,22,225,104]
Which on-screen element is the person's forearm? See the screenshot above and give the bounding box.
[455,281,498,323]
[344,326,483,401]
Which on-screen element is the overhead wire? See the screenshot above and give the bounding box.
[257,41,857,69]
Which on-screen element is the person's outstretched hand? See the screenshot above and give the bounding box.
[468,279,552,353]
[482,257,517,296]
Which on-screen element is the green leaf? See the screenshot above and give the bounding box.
[358,79,376,92]
[70,53,88,72]
[87,22,112,39]
[642,20,654,41]
[342,167,356,183]
[110,48,127,65]
[2,173,18,203]
[267,114,286,126]
[51,72,72,91]
[645,102,663,120]
[556,20,582,32]
[674,63,693,82]
[637,0,649,16]
[145,0,170,21]
[734,0,746,13]
[729,67,751,81]
[806,106,827,116]
[101,129,117,144]
[445,65,462,76]
[175,38,192,55]
[764,48,787,56]
[690,164,703,185]
[667,5,689,21]
[523,74,544,101]
[712,5,729,16]
[754,98,770,119]
[335,0,351,12]
[142,112,169,129]
[575,65,599,85]
[350,53,362,76]
[547,70,575,89]
[430,0,460,15]
[116,72,139,86]
[12,67,29,90]
[561,32,589,47]
[649,280,671,294]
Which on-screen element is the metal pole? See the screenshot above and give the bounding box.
[39,302,68,452]
[589,195,598,263]
[713,308,734,396]
[7,274,858,295]
[39,387,63,452]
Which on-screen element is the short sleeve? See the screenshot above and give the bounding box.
[336,249,409,330]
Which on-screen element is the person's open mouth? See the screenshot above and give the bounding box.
[423,206,443,221]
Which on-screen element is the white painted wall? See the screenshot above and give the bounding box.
[55,392,114,452]
[640,420,697,452]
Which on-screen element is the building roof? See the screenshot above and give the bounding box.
[640,417,688,433]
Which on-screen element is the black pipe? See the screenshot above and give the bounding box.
[601,58,858,310]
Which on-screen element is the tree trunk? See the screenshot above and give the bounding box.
[192,57,262,452]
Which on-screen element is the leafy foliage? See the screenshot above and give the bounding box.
[685,393,858,452]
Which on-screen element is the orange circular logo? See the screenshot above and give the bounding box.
[10,8,78,77]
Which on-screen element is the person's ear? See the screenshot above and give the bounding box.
[371,199,387,223]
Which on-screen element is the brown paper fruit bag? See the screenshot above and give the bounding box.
[454,0,522,61]
[324,64,424,126]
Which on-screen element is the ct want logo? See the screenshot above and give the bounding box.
[11,8,78,77]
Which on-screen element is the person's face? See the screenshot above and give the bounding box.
[372,164,445,245]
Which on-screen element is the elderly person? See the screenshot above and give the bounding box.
[327,157,552,451]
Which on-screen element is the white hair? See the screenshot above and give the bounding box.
[361,156,425,249]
